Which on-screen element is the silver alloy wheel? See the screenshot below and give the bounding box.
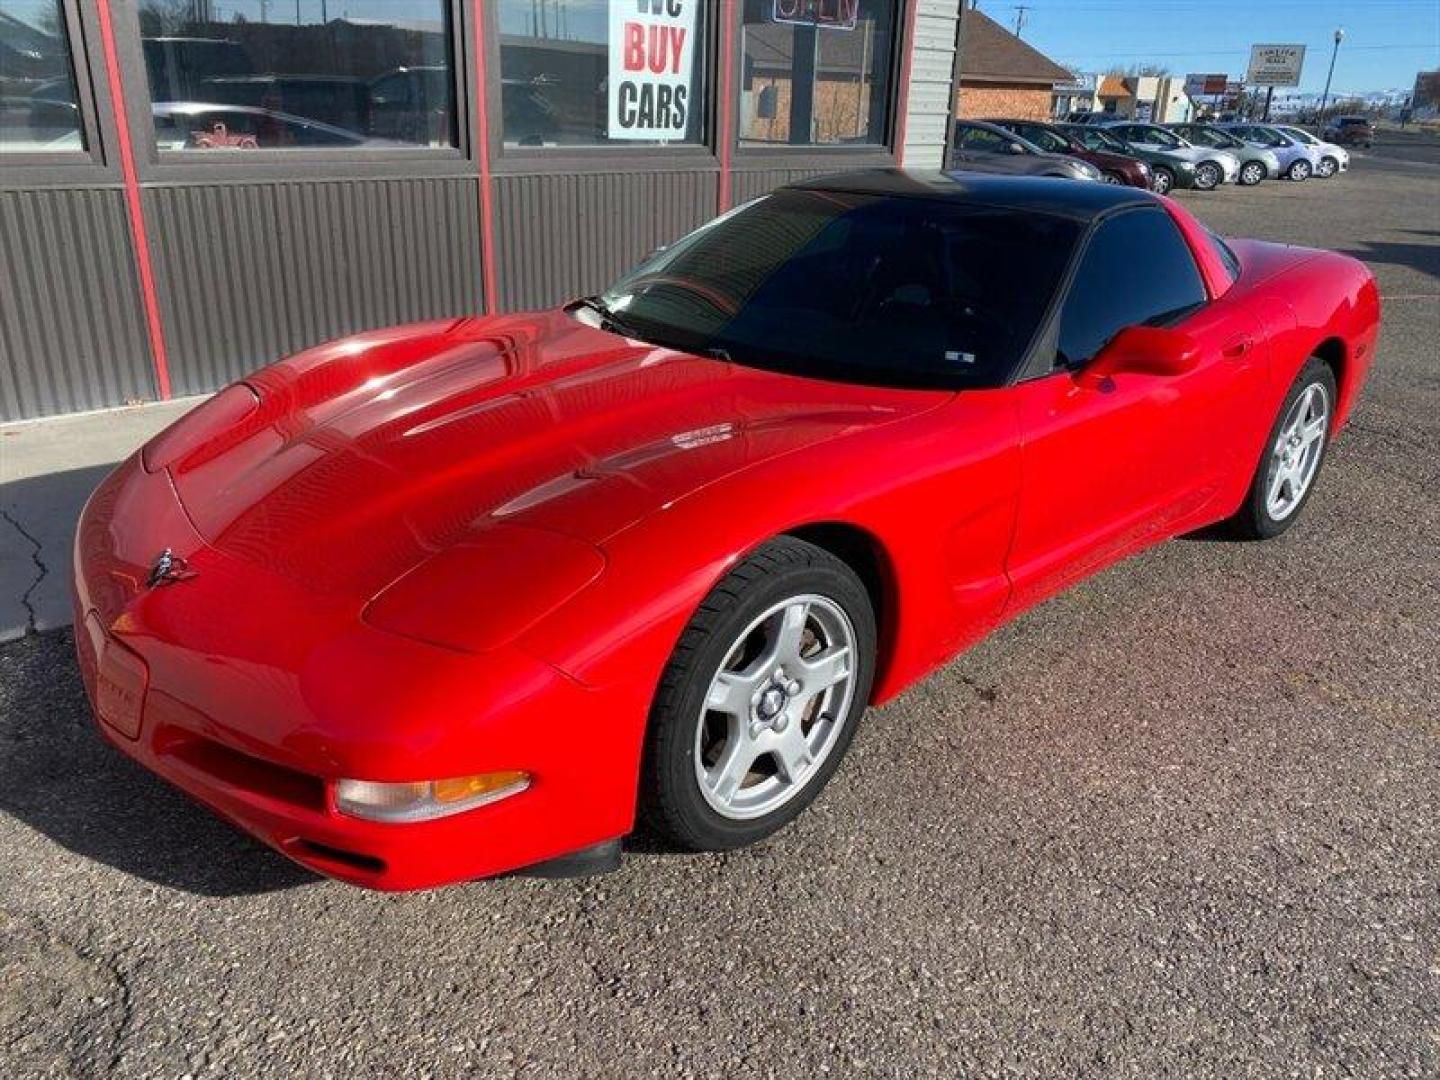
[1289,159,1312,181]
[694,594,857,820]
[1241,162,1265,185]
[1317,156,1338,177]
[1151,170,1173,194]
[1102,172,1123,185]
[1194,162,1222,190]
[1264,382,1330,521]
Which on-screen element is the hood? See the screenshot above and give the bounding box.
[162,311,950,600]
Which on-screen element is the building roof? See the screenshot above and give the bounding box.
[787,169,1158,222]
[1097,75,1131,99]
[958,9,1073,87]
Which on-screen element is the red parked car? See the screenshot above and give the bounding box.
[75,173,1380,889]
[986,117,1152,187]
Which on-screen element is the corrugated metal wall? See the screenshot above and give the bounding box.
[144,178,485,395]
[902,0,961,170]
[0,188,155,420]
[492,170,719,311]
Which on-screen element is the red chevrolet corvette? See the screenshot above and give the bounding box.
[75,172,1379,889]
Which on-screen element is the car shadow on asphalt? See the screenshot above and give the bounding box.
[0,630,316,896]
[1337,239,1440,286]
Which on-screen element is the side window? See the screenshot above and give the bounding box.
[1056,209,1208,367]
[957,126,1007,152]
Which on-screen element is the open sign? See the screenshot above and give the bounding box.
[772,0,859,30]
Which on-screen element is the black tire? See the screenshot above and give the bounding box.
[1193,161,1223,191]
[1287,159,1312,181]
[1317,155,1339,177]
[640,537,876,851]
[1239,160,1266,186]
[1102,171,1125,185]
[1150,166,1175,194]
[1228,358,1337,540]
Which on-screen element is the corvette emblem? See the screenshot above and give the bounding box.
[146,548,196,588]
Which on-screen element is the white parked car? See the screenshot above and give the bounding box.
[1271,125,1350,178]
[1216,123,1322,181]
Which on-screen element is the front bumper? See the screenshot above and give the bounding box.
[73,456,644,890]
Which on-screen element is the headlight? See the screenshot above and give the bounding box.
[335,772,530,822]
[1177,160,1195,171]
[1137,161,1151,176]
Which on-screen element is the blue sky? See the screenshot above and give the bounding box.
[991,0,1440,94]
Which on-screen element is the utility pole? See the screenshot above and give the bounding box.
[1318,28,1345,123]
[1013,5,1029,38]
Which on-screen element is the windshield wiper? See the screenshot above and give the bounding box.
[574,295,642,338]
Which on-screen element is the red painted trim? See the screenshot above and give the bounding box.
[717,0,737,212]
[94,0,171,399]
[894,0,920,167]
[472,1,500,313]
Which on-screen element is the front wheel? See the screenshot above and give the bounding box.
[1287,159,1312,181]
[1316,156,1339,178]
[1239,161,1266,186]
[640,537,876,851]
[1193,161,1223,190]
[1228,358,1337,540]
[1149,166,1175,194]
[1101,171,1125,185]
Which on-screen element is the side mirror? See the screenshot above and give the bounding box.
[1081,325,1201,385]
[1008,141,1028,155]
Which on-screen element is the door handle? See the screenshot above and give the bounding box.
[1223,336,1254,359]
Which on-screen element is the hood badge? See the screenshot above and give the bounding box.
[146,548,196,588]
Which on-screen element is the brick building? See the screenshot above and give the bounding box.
[952,6,1071,122]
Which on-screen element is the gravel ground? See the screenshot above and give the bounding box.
[1,147,1437,1079]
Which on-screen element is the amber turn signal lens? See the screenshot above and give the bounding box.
[432,771,530,804]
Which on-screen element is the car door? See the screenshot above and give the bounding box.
[1004,206,1232,611]
[950,123,1018,169]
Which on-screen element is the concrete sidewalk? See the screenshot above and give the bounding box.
[0,398,202,642]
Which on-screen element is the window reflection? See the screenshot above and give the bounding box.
[497,0,707,148]
[0,0,85,152]
[135,1,457,151]
[740,0,894,147]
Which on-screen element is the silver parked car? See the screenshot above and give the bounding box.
[1168,123,1280,186]
[1271,124,1350,178]
[948,120,1102,181]
[1100,122,1240,191]
[1216,123,1321,181]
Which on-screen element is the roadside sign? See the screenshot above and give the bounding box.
[1246,44,1306,87]
[1185,74,1229,97]
[608,0,700,140]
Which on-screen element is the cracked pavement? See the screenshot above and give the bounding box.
[0,140,1437,1078]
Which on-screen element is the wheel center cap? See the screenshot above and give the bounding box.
[757,686,787,720]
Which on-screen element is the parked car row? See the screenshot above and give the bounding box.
[948,117,1352,195]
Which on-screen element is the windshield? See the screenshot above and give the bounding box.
[1247,126,1291,148]
[596,189,1083,389]
[1281,126,1319,145]
[1185,127,1238,148]
[1141,127,1187,149]
[1074,127,1128,153]
[1017,125,1072,153]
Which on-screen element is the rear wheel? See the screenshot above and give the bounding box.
[1316,156,1339,178]
[1101,171,1125,185]
[1239,161,1266,186]
[1228,358,1336,540]
[1287,159,1312,181]
[1149,166,1175,194]
[1193,161,1223,190]
[640,537,876,851]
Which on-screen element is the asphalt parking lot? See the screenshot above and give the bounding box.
[2,137,1437,1079]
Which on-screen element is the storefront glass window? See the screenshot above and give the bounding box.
[497,0,707,148]
[0,1,85,152]
[740,0,895,147]
[134,1,456,151]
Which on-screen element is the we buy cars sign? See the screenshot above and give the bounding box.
[608,1,699,140]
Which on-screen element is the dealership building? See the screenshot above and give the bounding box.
[0,1,965,421]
